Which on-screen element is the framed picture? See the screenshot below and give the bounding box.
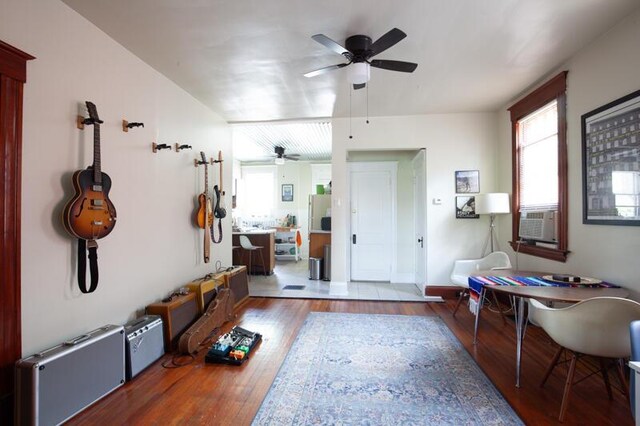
[582,89,640,225]
[455,170,479,193]
[281,184,294,202]
[456,196,479,219]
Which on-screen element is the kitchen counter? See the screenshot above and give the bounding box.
[309,230,331,234]
[232,231,275,275]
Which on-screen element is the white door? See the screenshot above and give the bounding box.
[412,150,427,293]
[349,162,396,281]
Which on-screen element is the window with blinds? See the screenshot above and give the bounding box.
[518,100,559,212]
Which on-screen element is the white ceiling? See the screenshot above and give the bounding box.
[62,0,638,123]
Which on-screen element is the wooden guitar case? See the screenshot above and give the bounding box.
[178,287,235,354]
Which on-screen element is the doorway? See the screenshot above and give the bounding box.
[349,161,397,281]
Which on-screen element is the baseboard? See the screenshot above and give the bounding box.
[424,285,460,299]
[390,272,415,284]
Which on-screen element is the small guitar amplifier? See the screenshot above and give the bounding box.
[215,266,249,308]
[185,275,225,313]
[124,315,164,380]
[146,292,199,352]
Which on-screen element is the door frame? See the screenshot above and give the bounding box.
[0,39,34,420]
[347,161,397,282]
[412,149,427,294]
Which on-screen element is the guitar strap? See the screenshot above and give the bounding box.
[77,239,99,293]
[210,218,223,244]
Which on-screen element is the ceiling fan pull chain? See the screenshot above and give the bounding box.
[349,83,353,139]
[366,84,370,124]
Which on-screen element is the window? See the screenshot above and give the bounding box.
[509,71,569,262]
[238,166,275,217]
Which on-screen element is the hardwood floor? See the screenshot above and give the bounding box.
[67,297,633,425]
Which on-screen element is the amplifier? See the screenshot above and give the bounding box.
[146,292,199,352]
[215,266,249,308]
[185,275,225,313]
[15,325,125,425]
[124,315,164,380]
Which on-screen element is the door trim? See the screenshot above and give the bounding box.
[412,149,427,293]
[0,39,34,420]
[347,161,397,282]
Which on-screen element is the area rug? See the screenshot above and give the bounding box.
[252,313,523,425]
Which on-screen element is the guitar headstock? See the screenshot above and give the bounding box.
[85,101,104,125]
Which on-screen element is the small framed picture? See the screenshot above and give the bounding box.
[455,170,480,193]
[456,196,479,219]
[281,184,294,202]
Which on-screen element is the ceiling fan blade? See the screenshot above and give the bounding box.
[304,63,349,78]
[283,155,299,161]
[370,59,418,73]
[369,28,407,57]
[353,83,366,90]
[286,153,300,157]
[311,34,353,58]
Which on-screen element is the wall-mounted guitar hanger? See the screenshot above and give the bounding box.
[152,142,172,153]
[122,120,144,132]
[194,155,214,167]
[176,143,192,152]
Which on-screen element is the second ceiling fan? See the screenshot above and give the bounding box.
[304,28,418,90]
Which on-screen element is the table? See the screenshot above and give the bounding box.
[469,270,629,387]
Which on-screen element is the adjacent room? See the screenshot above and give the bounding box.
[1,0,640,424]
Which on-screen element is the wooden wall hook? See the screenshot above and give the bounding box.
[152,142,172,153]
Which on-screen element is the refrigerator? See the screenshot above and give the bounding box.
[309,194,331,231]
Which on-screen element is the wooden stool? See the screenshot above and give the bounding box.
[239,235,266,279]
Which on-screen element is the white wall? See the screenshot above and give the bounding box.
[1,0,232,354]
[332,113,499,285]
[496,9,640,297]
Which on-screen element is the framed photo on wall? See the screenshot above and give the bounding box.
[281,184,294,202]
[455,170,479,193]
[456,196,479,219]
[582,89,640,225]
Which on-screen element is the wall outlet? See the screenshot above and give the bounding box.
[433,198,442,205]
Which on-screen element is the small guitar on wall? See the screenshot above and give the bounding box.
[195,151,213,262]
[63,101,117,293]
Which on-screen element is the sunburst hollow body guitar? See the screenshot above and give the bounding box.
[63,101,117,240]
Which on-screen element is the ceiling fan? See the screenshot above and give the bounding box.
[304,28,418,90]
[273,146,299,164]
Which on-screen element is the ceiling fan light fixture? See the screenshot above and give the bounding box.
[348,62,370,84]
[274,157,285,165]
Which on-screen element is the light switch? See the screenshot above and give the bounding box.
[433,198,442,205]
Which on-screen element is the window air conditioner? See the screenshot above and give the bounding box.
[519,210,557,243]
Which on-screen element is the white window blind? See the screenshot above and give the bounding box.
[518,100,559,212]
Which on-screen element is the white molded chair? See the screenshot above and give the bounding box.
[239,235,266,279]
[450,251,512,317]
[529,297,640,422]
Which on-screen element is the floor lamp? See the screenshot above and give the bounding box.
[475,193,510,257]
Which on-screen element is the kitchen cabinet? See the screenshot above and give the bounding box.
[232,231,275,275]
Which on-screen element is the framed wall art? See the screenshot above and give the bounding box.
[281,184,294,202]
[455,170,479,193]
[582,89,640,225]
[456,196,479,219]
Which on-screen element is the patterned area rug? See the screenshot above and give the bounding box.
[253,313,523,425]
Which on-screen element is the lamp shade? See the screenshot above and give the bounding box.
[348,62,370,84]
[475,193,510,215]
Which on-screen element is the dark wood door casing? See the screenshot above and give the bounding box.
[0,39,34,419]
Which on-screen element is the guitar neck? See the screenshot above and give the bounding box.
[93,124,102,184]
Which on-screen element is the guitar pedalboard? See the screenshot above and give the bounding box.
[205,326,261,365]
